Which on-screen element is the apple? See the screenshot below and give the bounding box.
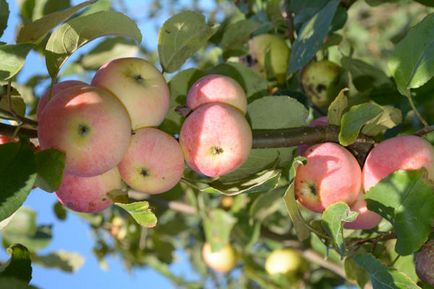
[187,74,247,114]
[298,116,328,155]
[363,135,434,191]
[295,142,361,213]
[265,248,304,276]
[56,167,122,213]
[301,60,343,109]
[248,34,291,84]
[91,57,170,130]
[344,193,382,230]
[415,239,434,286]
[118,127,184,194]
[38,85,132,177]
[202,243,238,273]
[0,135,16,144]
[179,103,252,177]
[37,80,88,118]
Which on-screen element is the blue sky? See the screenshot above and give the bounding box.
[0,0,216,288]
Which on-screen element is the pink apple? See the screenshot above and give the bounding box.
[38,85,132,177]
[118,127,184,194]
[295,142,361,212]
[202,243,238,273]
[298,116,328,155]
[56,167,122,213]
[0,135,16,144]
[363,135,434,191]
[91,57,170,130]
[37,80,88,118]
[344,194,382,230]
[187,74,247,114]
[179,103,252,177]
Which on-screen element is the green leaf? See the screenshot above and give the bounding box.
[45,10,142,78]
[249,187,285,221]
[203,208,236,251]
[220,19,260,50]
[32,251,84,272]
[115,201,157,228]
[0,44,32,81]
[321,202,358,255]
[365,169,434,255]
[79,0,112,16]
[158,11,217,73]
[361,105,402,136]
[288,0,339,73]
[327,88,348,126]
[0,0,9,37]
[283,183,310,241]
[34,149,65,193]
[344,257,370,289]
[0,277,38,289]
[0,96,26,118]
[388,13,434,94]
[16,0,95,44]
[339,102,383,146]
[248,96,308,129]
[209,62,268,99]
[53,201,67,221]
[0,142,36,222]
[0,244,32,284]
[353,253,421,289]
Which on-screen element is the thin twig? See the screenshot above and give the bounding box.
[405,90,429,127]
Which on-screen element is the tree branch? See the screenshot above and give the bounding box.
[0,123,38,138]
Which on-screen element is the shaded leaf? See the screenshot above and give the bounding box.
[0,96,26,118]
[0,142,36,222]
[365,169,434,255]
[327,88,348,126]
[288,0,339,73]
[283,184,310,241]
[249,187,285,221]
[0,0,9,37]
[220,19,260,50]
[339,102,383,146]
[0,44,32,81]
[388,13,434,94]
[158,11,217,72]
[344,257,370,289]
[32,251,84,272]
[203,209,236,251]
[341,57,392,91]
[34,149,65,192]
[115,201,157,228]
[16,0,94,44]
[0,244,32,284]
[362,105,402,136]
[45,10,141,78]
[53,201,67,221]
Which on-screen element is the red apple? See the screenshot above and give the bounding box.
[344,193,382,230]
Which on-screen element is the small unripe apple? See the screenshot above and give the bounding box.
[301,60,343,109]
[248,34,290,83]
[118,127,184,194]
[37,80,88,118]
[295,142,361,212]
[38,85,132,177]
[415,239,434,286]
[56,167,122,213]
[92,57,170,130]
[344,194,382,230]
[187,74,247,114]
[265,248,303,276]
[298,116,328,155]
[202,243,238,273]
[363,135,434,192]
[179,103,252,177]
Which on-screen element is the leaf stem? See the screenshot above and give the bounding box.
[405,90,428,127]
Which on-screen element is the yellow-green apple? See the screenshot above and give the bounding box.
[265,248,304,276]
[248,34,290,84]
[56,167,122,213]
[295,142,361,212]
[179,103,252,177]
[187,74,247,113]
[344,193,382,230]
[38,86,132,177]
[91,57,170,130]
[37,80,88,118]
[363,135,434,191]
[202,243,238,273]
[298,116,328,155]
[118,127,184,194]
[301,60,342,108]
[415,239,434,286]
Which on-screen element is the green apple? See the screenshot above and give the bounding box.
[92,57,170,130]
[202,243,238,273]
[301,60,343,108]
[248,34,290,84]
[265,248,304,276]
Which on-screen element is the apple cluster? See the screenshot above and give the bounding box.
[37,57,184,213]
[295,117,434,229]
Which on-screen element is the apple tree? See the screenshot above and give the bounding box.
[0,0,434,288]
